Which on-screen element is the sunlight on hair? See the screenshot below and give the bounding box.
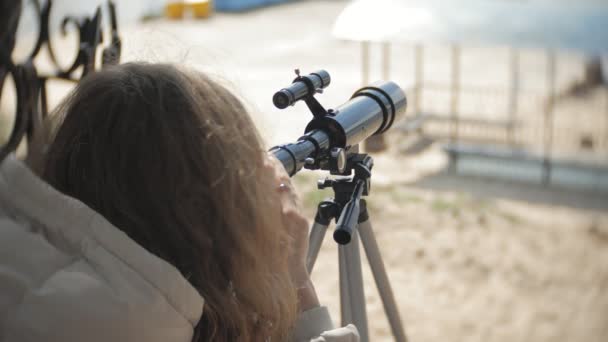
[121,27,276,144]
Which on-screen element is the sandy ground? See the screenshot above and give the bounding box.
[4,0,608,341]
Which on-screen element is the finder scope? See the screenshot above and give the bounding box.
[272,70,331,109]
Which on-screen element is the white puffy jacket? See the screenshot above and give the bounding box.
[0,156,359,342]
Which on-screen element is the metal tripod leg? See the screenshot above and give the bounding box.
[338,245,352,323]
[358,219,408,342]
[339,229,370,341]
[307,201,335,273]
[307,221,329,273]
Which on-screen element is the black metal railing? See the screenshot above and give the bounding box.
[0,0,121,161]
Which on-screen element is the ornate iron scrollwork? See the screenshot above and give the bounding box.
[0,0,121,161]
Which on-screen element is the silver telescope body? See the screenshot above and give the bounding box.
[271,81,407,176]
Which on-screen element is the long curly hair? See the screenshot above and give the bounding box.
[41,63,298,341]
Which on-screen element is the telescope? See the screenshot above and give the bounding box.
[270,69,407,177]
[269,70,409,342]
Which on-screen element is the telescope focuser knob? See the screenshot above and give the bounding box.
[329,147,347,174]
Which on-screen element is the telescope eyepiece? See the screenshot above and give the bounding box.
[272,90,293,109]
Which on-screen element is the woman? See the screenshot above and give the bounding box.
[0,63,358,341]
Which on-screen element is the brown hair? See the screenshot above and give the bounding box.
[42,63,297,341]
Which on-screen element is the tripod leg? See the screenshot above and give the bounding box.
[358,219,408,342]
[339,246,352,324]
[307,221,329,273]
[340,230,370,342]
[307,201,336,273]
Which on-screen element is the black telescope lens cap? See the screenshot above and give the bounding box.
[273,91,290,109]
[333,229,351,245]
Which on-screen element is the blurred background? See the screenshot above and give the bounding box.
[2,0,608,341]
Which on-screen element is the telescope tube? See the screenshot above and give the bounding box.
[271,130,330,176]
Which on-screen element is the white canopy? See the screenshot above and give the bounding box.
[332,0,608,54]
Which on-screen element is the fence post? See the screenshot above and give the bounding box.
[605,88,608,154]
[508,48,520,147]
[448,44,461,173]
[364,41,390,152]
[382,41,390,80]
[414,44,424,115]
[542,50,556,186]
[361,41,370,86]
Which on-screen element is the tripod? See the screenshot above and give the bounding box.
[305,153,408,342]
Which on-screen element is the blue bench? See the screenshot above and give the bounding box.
[443,143,608,192]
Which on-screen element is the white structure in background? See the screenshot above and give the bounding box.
[333,0,414,42]
[334,0,608,53]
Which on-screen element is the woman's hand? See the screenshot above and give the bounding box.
[264,155,320,311]
[263,155,309,284]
